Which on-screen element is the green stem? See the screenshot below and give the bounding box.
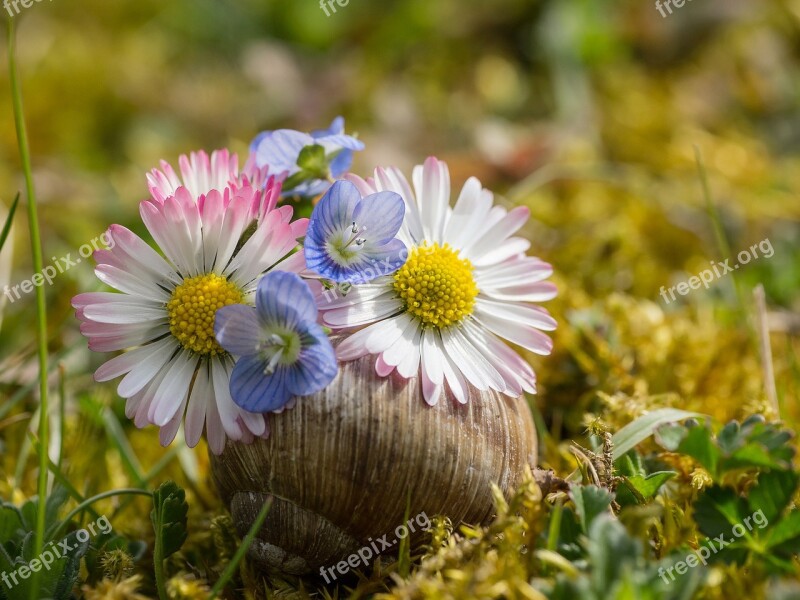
[209,498,273,599]
[7,17,50,600]
[45,489,152,541]
[153,522,168,600]
[694,147,745,310]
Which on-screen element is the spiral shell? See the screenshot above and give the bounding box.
[210,354,538,574]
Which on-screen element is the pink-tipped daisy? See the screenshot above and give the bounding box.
[146,148,271,204]
[73,154,308,454]
[320,157,557,406]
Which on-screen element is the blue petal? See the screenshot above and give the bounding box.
[352,191,405,245]
[287,327,338,396]
[255,271,318,328]
[303,251,360,284]
[214,304,262,357]
[230,356,293,412]
[356,238,408,280]
[305,180,361,247]
[255,129,314,173]
[284,179,331,199]
[329,149,354,177]
[311,116,345,138]
[317,134,365,152]
[249,130,271,153]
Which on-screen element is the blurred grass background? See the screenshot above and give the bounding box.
[0,0,799,596]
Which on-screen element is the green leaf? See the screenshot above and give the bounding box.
[570,484,614,532]
[693,486,748,539]
[766,511,800,552]
[150,481,188,559]
[722,443,785,471]
[612,409,703,460]
[677,425,720,477]
[585,515,640,594]
[2,531,89,600]
[0,505,24,544]
[0,193,18,253]
[654,423,687,451]
[716,420,741,454]
[748,470,799,524]
[615,453,640,478]
[624,471,677,501]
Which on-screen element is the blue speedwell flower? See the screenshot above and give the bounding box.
[305,180,408,285]
[214,271,337,412]
[249,117,365,197]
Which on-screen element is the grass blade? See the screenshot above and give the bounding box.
[209,497,272,599]
[7,18,50,599]
[612,408,703,460]
[0,192,19,252]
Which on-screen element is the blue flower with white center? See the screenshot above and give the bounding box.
[305,180,407,285]
[249,117,365,197]
[214,271,337,413]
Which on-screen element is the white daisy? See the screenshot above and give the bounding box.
[73,150,307,453]
[320,157,557,406]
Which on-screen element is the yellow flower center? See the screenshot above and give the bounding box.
[393,243,479,328]
[167,273,244,356]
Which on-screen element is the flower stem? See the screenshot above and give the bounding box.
[208,497,272,599]
[6,17,50,600]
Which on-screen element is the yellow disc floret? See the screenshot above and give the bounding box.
[167,273,244,356]
[393,243,479,328]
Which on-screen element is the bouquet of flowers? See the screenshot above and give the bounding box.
[73,117,557,455]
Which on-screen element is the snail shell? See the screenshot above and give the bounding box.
[210,353,538,574]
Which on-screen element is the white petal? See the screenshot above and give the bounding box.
[461,206,529,260]
[317,281,392,310]
[83,301,167,325]
[475,298,557,331]
[461,321,523,397]
[365,312,414,354]
[443,177,484,247]
[473,310,553,355]
[441,326,505,392]
[421,329,444,386]
[374,167,424,245]
[396,325,423,378]
[376,354,395,377]
[323,297,402,328]
[382,318,421,367]
[117,339,177,397]
[95,265,170,302]
[335,323,379,360]
[473,238,531,267]
[149,351,197,426]
[413,157,450,243]
[421,330,445,405]
[185,366,211,448]
[482,280,558,303]
[440,344,469,404]
[107,225,181,286]
[95,341,171,382]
